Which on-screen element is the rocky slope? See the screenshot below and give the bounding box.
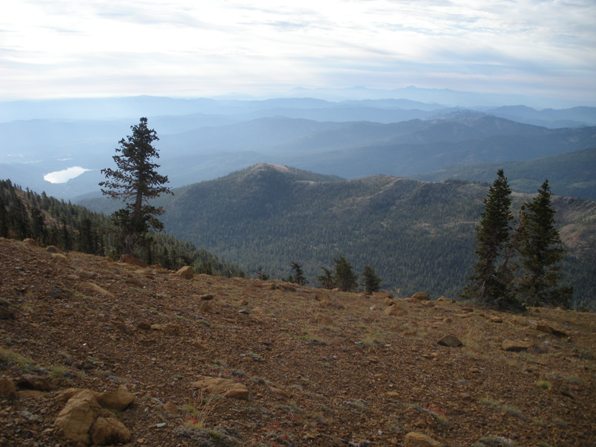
[1,237,595,446]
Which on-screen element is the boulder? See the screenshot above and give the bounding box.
[383,305,402,316]
[90,416,131,445]
[17,374,55,391]
[501,340,533,352]
[191,376,249,400]
[535,322,568,338]
[404,432,442,447]
[46,245,60,253]
[0,376,17,400]
[176,266,194,279]
[79,282,114,299]
[22,238,37,246]
[55,390,102,444]
[437,334,463,348]
[97,386,135,411]
[410,291,429,301]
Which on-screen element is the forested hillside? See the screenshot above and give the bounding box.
[0,179,242,277]
[423,147,596,200]
[159,164,596,307]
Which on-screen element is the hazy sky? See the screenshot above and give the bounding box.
[1,0,595,103]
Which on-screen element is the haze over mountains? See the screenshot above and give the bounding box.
[1,95,596,200]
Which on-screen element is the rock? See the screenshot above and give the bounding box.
[17,374,55,391]
[471,436,517,447]
[176,266,194,279]
[97,386,135,411]
[383,305,401,316]
[535,322,568,338]
[55,390,102,444]
[137,322,152,331]
[90,416,131,445]
[52,253,68,262]
[46,245,60,253]
[385,391,400,399]
[0,298,16,320]
[22,238,37,246]
[384,297,394,306]
[489,316,503,323]
[501,340,533,352]
[410,291,430,301]
[437,334,463,347]
[404,432,442,447]
[0,376,17,400]
[174,426,240,446]
[150,323,182,336]
[199,294,214,301]
[80,282,115,298]
[163,401,178,414]
[119,254,145,267]
[191,376,249,400]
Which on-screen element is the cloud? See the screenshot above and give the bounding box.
[0,0,594,104]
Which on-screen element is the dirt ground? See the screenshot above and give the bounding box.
[1,237,594,446]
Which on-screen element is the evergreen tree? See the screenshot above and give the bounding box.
[362,265,381,293]
[515,180,572,307]
[465,170,523,310]
[287,261,307,285]
[99,117,171,254]
[318,267,335,289]
[334,256,358,291]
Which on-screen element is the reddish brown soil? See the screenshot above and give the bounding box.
[1,237,594,446]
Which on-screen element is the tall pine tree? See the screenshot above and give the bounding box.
[515,180,571,307]
[465,170,523,310]
[99,117,171,254]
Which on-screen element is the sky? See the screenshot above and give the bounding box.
[1,0,595,104]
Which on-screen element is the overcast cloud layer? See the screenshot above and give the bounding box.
[1,0,595,104]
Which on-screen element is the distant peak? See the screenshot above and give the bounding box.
[249,163,291,173]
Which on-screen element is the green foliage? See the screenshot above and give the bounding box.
[317,267,335,289]
[466,170,523,310]
[100,117,171,254]
[362,265,381,293]
[0,179,242,277]
[515,181,572,307]
[334,256,358,291]
[286,261,307,285]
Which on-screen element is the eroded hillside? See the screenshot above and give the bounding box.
[1,238,595,446]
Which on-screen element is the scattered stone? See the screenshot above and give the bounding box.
[55,390,102,444]
[238,308,250,315]
[191,376,249,400]
[410,291,429,301]
[46,245,60,253]
[17,374,55,391]
[155,422,167,428]
[97,386,135,411]
[502,340,533,352]
[471,436,517,447]
[535,322,568,338]
[150,323,182,336]
[52,253,68,262]
[0,298,16,320]
[79,282,115,298]
[174,426,240,447]
[55,388,133,445]
[119,254,145,267]
[90,416,131,445]
[199,294,214,301]
[404,432,442,447]
[176,266,194,279]
[437,334,463,348]
[383,305,402,316]
[0,376,17,400]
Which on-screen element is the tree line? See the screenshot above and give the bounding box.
[465,169,571,311]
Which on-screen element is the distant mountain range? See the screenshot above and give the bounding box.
[3,102,596,199]
[138,164,594,306]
